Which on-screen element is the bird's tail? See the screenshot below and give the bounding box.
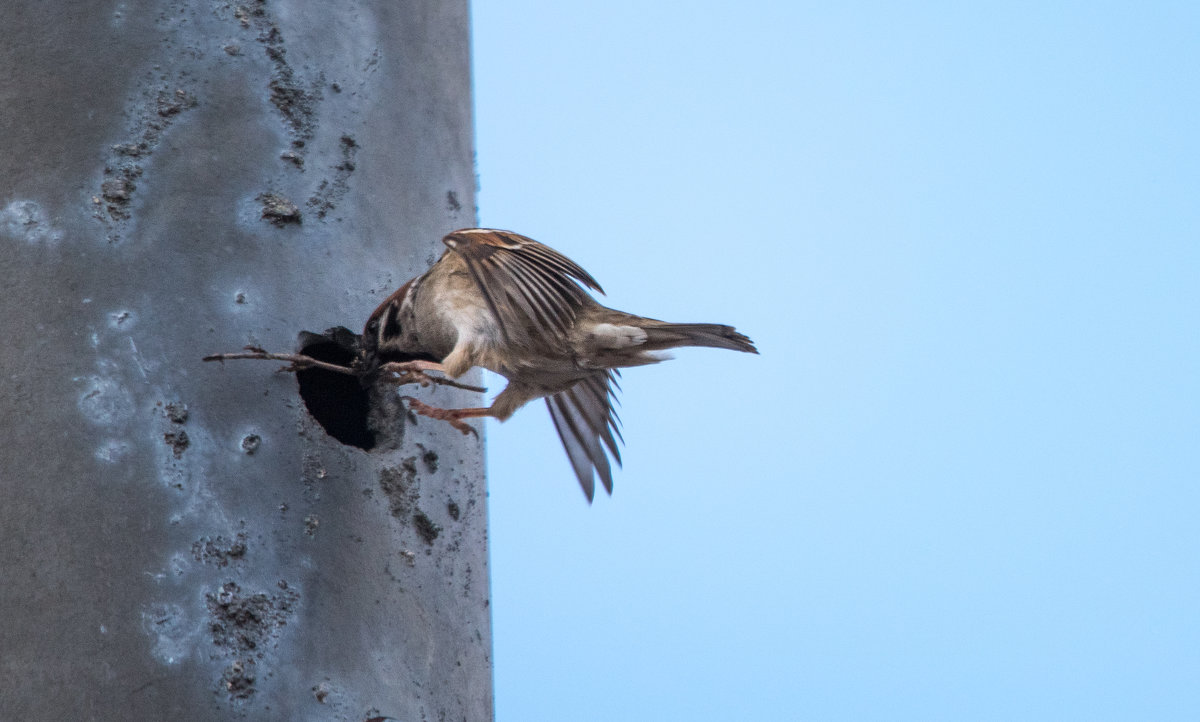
[640,321,758,354]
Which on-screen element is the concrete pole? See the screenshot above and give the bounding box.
[0,2,491,719]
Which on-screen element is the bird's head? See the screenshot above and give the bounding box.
[361,278,414,361]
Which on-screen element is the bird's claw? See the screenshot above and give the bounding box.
[401,396,479,437]
[379,363,437,388]
[378,361,486,393]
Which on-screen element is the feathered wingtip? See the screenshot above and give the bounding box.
[545,371,623,502]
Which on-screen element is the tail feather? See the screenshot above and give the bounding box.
[641,322,758,354]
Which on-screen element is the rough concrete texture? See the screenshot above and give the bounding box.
[0,1,490,719]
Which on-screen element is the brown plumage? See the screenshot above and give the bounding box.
[363,228,757,501]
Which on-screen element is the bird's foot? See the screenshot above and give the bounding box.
[379,361,486,393]
[400,396,488,437]
[379,360,446,388]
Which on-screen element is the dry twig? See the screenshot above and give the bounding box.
[203,346,486,393]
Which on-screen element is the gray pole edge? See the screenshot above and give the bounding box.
[0,1,491,720]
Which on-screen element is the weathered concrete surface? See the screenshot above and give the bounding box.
[0,2,490,719]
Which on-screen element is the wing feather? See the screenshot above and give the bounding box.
[545,370,623,501]
[492,252,575,330]
[547,394,607,502]
[442,229,625,499]
[443,228,604,345]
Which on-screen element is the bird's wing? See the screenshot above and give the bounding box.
[545,370,624,502]
[443,228,603,345]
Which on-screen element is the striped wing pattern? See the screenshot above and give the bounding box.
[545,370,624,501]
[444,229,625,500]
[443,229,604,345]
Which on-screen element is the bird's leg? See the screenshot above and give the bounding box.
[401,380,531,436]
[378,360,486,393]
[380,359,448,374]
[378,360,447,387]
[400,396,493,437]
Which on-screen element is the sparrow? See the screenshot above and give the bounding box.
[362,228,757,501]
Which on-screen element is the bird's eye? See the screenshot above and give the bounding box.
[382,311,402,339]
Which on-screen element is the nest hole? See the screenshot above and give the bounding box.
[294,328,376,450]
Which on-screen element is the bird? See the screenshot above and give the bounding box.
[362,228,757,501]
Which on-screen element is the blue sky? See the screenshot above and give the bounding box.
[471,3,1200,719]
